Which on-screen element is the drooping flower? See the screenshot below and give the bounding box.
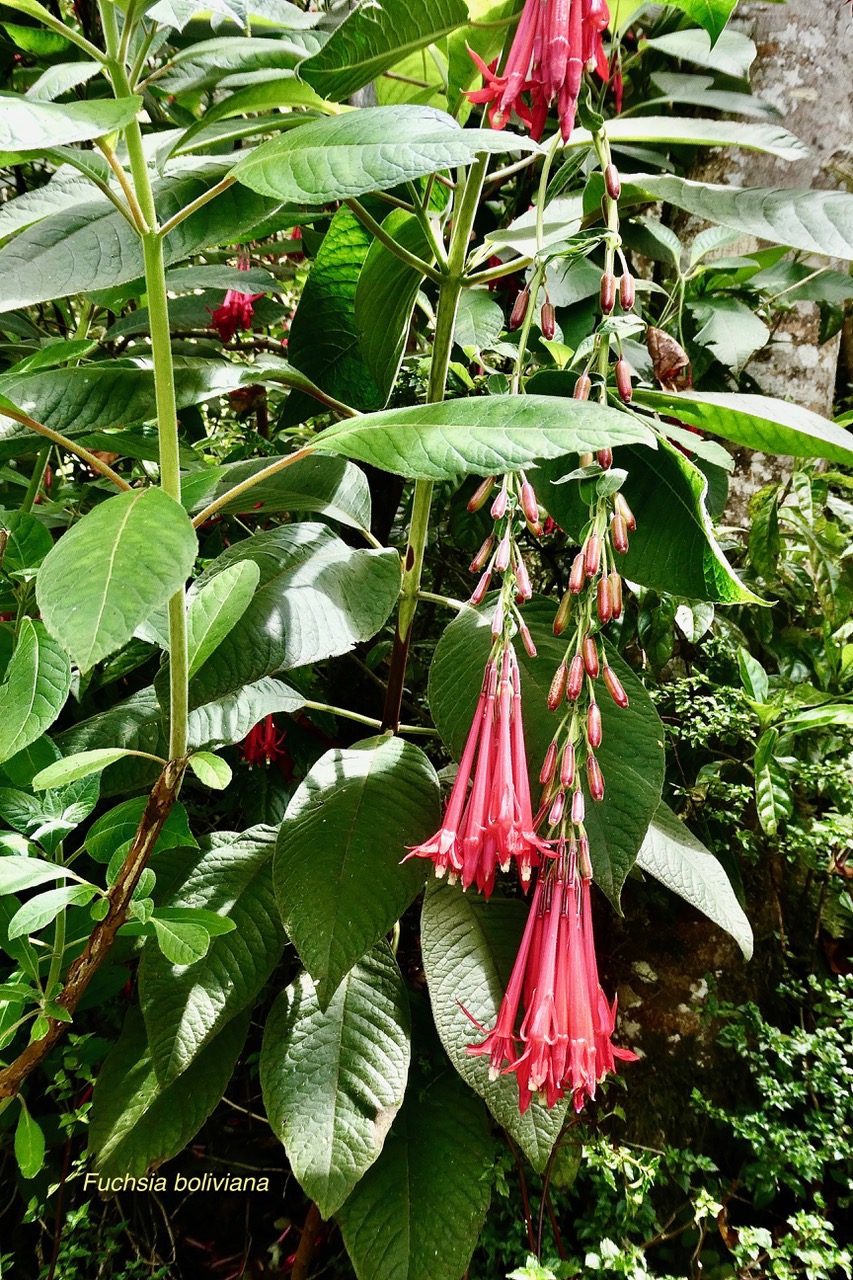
[405,644,547,897]
[467,0,611,142]
[209,256,264,343]
[240,715,287,768]
[467,839,637,1112]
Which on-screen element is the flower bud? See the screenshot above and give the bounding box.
[467,475,495,512]
[518,619,537,658]
[587,754,605,801]
[603,663,629,708]
[610,570,623,619]
[579,833,592,878]
[469,534,494,573]
[614,492,636,531]
[587,701,602,749]
[579,452,594,467]
[553,589,573,635]
[569,551,586,595]
[560,741,575,788]
[548,661,568,709]
[519,478,540,528]
[491,594,505,639]
[573,373,591,401]
[604,162,621,201]
[539,739,558,785]
[620,272,635,311]
[490,483,509,520]
[470,570,492,605]
[597,574,613,624]
[597,447,613,470]
[582,634,600,678]
[514,554,533,602]
[509,284,530,331]
[584,534,601,579]
[495,530,511,572]
[571,787,585,823]
[615,357,633,402]
[600,271,615,315]
[611,512,629,554]
[566,653,584,701]
[548,790,566,827]
[540,299,556,340]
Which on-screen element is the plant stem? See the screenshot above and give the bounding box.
[20,450,50,514]
[0,406,131,491]
[158,174,236,238]
[345,198,444,284]
[381,152,489,732]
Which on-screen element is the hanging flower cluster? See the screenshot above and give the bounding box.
[467,0,612,141]
[209,254,264,344]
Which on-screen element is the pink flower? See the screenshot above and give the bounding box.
[467,0,611,141]
[467,839,637,1112]
[209,257,264,343]
[405,644,547,896]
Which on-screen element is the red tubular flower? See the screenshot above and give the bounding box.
[468,842,637,1113]
[406,645,547,896]
[240,715,287,768]
[209,257,264,343]
[467,0,612,142]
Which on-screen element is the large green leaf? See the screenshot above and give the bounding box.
[57,688,166,796]
[285,206,383,418]
[155,33,322,94]
[0,175,103,239]
[187,524,400,704]
[533,438,763,604]
[187,677,304,751]
[317,395,656,479]
[689,296,769,374]
[421,880,568,1170]
[665,0,736,44]
[181,454,372,533]
[0,96,142,152]
[86,797,195,864]
[633,389,853,467]
[0,620,71,764]
[622,173,853,261]
[566,116,805,163]
[0,169,284,311]
[354,209,432,403]
[428,600,665,907]
[299,0,468,100]
[139,828,284,1083]
[274,734,440,1006]
[233,105,539,205]
[36,488,198,672]
[636,804,753,960]
[261,944,410,1217]
[0,509,53,574]
[186,561,260,678]
[88,1006,249,1178]
[337,1060,492,1280]
[7,883,98,939]
[640,27,756,77]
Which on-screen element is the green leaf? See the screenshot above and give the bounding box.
[689,296,769,374]
[621,173,853,262]
[534,437,763,604]
[187,677,305,751]
[648,72,779,122]
[300,0,467,100]
[188,752,232,790]
[0,97,142,152]
[354,209,433,403]
[566,116,806,163]
[0,775,100,853]
[754,730,792,837]
[57,689,166,797]
[428,599,665,907]
[89,1006,249,1178]
[747,484,781,581]
[453,289,505,351]
[36,488,198,672]
[337,1061,492,1280]
[737,647,769,704]
[186,561,260,678]
[782,704,853,732]
[0,509,54,572]
[233,105,539,205]
[7,883,98,939]
[150,916,210,966]
[139,829,284,1083]
[155,33,322,95]
[261,944,410,1217]
[285,206,384,418]
[317,394,656,480]
[32,749,137,791]
[421,880,568,1170]
[14,1105,45,1179]
[0,169,284,311]
[0,620,71,764]
[24,59,101,102]
[633,389,853,467]
[86,797,195,864]
[187,524,400,704]
[641,27,756,77]
[636,804,753,959]
[181,454,372,533]
[274,735,440,1005]
[0,854,75,895]
[660,0,737,44]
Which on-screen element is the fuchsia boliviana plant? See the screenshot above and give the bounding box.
[467,0,612,140]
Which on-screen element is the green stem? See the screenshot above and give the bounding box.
[381,153,489,732]
[20,450,49,514]
[46,904,66,1001]
[345,198,444,285]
